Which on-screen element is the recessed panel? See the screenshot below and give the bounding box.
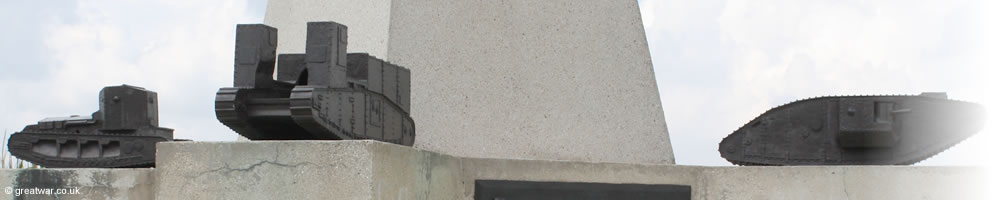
[474,180,691,200]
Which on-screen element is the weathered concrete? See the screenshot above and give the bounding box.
[151,141,987,200]
[0,141,987,199]
[265,0,674,164]
[458,158,986,200]
[0,168,154,200]
[701,166,987,200]
[371,140,464,199]
[154,141,376,200]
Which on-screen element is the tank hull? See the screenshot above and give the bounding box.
[216,86,415,145]
[6,85,174,168]
[215,22,414,145]
[8,131,169,168]
[719,93,985,166]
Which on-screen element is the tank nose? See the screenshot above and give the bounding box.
[948,102,987,134]
[718,130,745,157]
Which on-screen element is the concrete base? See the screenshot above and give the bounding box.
[0,141,987,199]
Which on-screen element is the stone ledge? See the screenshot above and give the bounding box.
[156,141,987,200]
[0,141,987,199]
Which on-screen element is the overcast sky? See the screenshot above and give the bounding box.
[1,0,996,166]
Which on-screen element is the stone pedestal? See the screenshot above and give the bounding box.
[264,0,674,164]
[0,141,987,199]
[153,141,988,200]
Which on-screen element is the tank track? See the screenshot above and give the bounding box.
[728,134,964,166]
[8,132,168,168]
[215,21,414,145]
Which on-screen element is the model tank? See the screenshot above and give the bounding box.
[215,21,415,145]
[719,93,985,166]
[7,85,174,168]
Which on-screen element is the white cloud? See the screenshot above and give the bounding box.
[642,0,997,165]
[0,0,265,141]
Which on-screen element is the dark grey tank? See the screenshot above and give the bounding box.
[7,85,174,168]
[719,93,985,166]
[215,21,414,145]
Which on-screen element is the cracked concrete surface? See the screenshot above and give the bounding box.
[187,147,316,182]
[155,141,374,200]
[841,168,851,200]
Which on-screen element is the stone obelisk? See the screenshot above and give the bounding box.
[265,0,674,164]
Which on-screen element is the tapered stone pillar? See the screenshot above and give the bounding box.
[264,0,674,164]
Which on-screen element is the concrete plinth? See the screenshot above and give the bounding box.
[149,141,985,200]
[264,0,674,164]
[0,141,986,199]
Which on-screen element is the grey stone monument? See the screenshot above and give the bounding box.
[265,0,674,164]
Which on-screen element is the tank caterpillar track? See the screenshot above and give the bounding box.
[6,85,174,168]
[719,93,985,166]
[215,22,414,145]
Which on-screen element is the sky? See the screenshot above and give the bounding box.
[1,0,997,167]
[0,0,267,143]
[640,0,999,166]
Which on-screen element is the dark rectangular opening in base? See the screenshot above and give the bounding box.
[474,180,691,200]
